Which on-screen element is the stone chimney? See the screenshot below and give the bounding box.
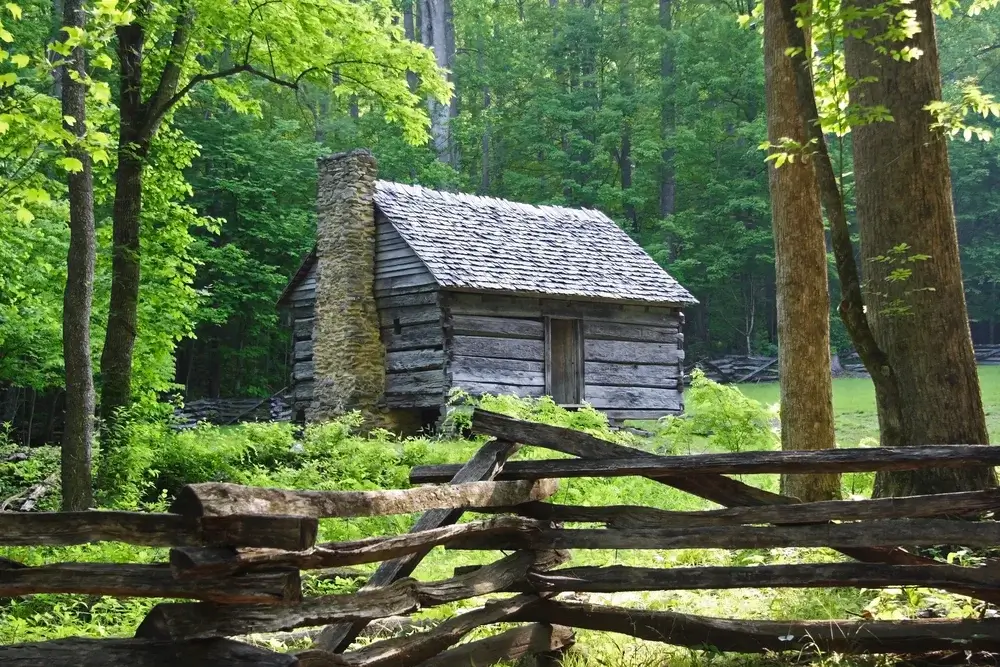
[310,150,386,427]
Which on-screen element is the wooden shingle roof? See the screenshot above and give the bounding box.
[279,182,697,307]
[373,181,697,306]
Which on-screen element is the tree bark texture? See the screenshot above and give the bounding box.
[495,487,1000,528]
[0,637,298,667]
[844,0,996,496]
[508,599,1000,654]
[420,0,456,165]
[59,0,95,511]
[763,0,840,502]
[776,0,908,452]
[98,22,147,495]
[659,0,677,219]
[171,479,556,518]
[0,511,316,550]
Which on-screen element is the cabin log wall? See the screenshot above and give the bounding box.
[443,292,684,418]
[286,263,318,419]
[375,214,445,410]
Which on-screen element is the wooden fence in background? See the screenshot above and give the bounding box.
[691,345,1000,384]
[5,409,1000,665]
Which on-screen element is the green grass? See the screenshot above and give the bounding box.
[737,365,1000,446]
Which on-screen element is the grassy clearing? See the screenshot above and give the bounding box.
[2,379,998,663]
[739,365,1000,446]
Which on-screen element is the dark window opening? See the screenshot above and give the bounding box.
[393,317,402,334]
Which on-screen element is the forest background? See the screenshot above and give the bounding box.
[4,0,1000,408]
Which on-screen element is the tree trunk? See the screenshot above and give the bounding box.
[98,23,147,495]
[659,0,676,219]
[764,0,840,502]
[421,0,455,165]
[619,0,637,233]
[60,0,95,511]
[403,1,419,92]
[478,28,490,194]
[845,0,995,496]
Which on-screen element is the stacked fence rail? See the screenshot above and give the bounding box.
[4,408,1000,665]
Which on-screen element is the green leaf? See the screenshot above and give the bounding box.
[15,207,33,223]
[10,52,27,67]
[5,2,20,19]
[0,72,16,87]
[57,156,84,173]
[93,53,113,69]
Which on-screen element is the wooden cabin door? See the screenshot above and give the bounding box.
[545,318,584,405]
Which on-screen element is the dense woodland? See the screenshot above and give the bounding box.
[8,0,1000,659]
[2,0,1000,408]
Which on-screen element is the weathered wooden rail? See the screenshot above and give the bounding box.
[3,408,1000,665]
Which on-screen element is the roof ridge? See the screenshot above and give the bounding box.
[375,179,614,221]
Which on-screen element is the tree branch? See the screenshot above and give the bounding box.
[143,2,195,139]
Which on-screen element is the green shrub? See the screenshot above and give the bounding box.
[659,369,778,453]
[0,423,61,511]
[149,420,298,498]
[443,390,643,445]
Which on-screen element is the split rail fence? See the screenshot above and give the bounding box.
[5,409,1000,665]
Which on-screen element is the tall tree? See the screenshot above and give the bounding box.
[421,0,458,165]
[95,0,448,489]
[659,0,676,220]
[845,0,996,496]
[763,0,839,502]
[57,0,95,511]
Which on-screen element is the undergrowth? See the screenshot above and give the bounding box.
[0,382,989,664]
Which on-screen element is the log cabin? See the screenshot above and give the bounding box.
[277,150,697,431]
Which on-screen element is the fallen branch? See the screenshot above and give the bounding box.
[1,473,57,512]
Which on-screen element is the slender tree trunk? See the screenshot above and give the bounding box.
[60,0,95,510]
[659,0,676,218]
[619,0,637,233]
[421,0,455,165]
[845,0,995,496]
[98,23,146,493]
[478,27,491,193]
[620,126,637,232]
[403,0,419,91]
[764,0,840,502]
[49,0,64,97]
